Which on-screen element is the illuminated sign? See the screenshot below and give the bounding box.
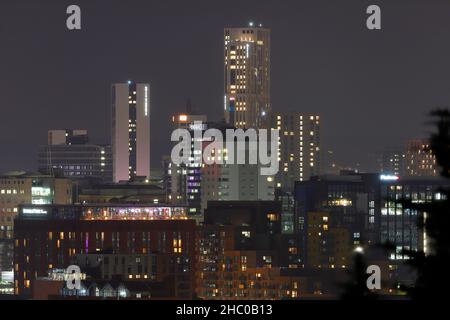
[330,199,352,207]
[22,208,48,215]
[380,174,399,181]
[189,123,206,131]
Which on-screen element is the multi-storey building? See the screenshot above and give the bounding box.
[13,204,195,298]
[0,171,72,240]
[294,172,450,264]
[224,24,271,129]
[378,148,406,176]
[306,212,350,269]
[201,163,275,213]
[405,139,438,177]
[112,81,150,182]
[272,113,321,190]
[169,112,208,217]
[196,201,303,299]
[169,115,275,217]
[38,129,112,181]
[200,130,275,213]
[379,176,448,260]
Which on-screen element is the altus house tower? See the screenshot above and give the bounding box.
[224,23,271,129]
[112,81,150,182]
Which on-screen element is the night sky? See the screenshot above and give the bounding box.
[1,0,450,173]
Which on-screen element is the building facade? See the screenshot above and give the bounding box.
[112,81,150,182]
[306,211,350,269]
[196,201,303,299]
[272,113,321,190]
[224,24,271,129]
[0,172,72,240]
[200,130,276,213]
[169,116,275,217]
[38,129,112,181]
[405,139,438,177]
[13,204,195,298]
[378,148,406,176]
[294,172,450,265]
[169,112,208,217]
[201,162,275,213]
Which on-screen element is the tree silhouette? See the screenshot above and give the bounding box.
[405,109,450,299]
[341,250,378,300]
[341,110,450,300]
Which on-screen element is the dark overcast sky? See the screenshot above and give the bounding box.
[1,0,450,173]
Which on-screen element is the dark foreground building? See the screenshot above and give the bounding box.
[14,204,195,298]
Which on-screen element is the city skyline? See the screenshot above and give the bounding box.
[1,0,450,303]
[2,0,450,174]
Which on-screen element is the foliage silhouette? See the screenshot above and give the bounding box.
[405,109,450,299]
[341,251,378,300]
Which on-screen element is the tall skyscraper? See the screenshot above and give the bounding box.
[224,23,271,129]
[112,81,150,182]
[272,113,321,190]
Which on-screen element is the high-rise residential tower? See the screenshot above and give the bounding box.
[111,81,150,182]
[272,112,321,190]
[224,23,271,129]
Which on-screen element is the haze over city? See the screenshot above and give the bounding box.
[1,0,450,305]
[1,0,450,173]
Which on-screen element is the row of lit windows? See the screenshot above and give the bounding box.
[0,189,25,195]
